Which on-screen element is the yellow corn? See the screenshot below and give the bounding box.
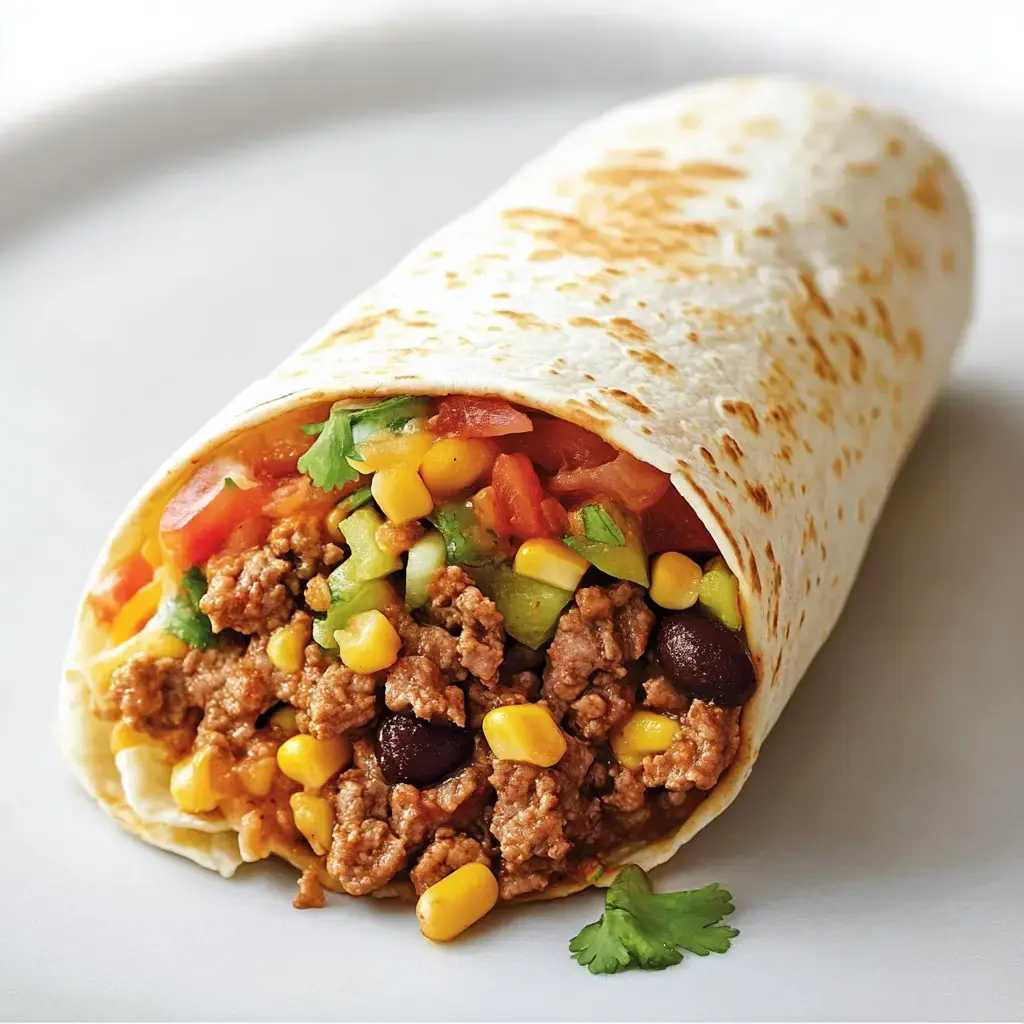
[277,733,351,790]
[141,533,164,568]
[324,505,348,543]
[649,551,703,611]
[237,756,278,797]
[89,631,189,694]
[267,623,306,674]
[170,747,223,814]
[290,792,335,855]
[420,438,494,497]
[371,465,434,524]
[697,555,743,631]
[611,711,680,770]
[349,430,435,473]
[471,486,501,532]
[482,704,567,767]
[109,720,159,756]
[270,704,299,736]
[416,862,499,942]
[334,609,402,674]
[109,579,164,646]
[513,538,589,591]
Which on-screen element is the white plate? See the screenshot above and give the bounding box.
[2,7,1021,1021]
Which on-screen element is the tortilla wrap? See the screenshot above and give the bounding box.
[59,76,973,897]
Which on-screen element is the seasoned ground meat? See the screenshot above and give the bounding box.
[327,819,406,896]
[427,567,505,685]
[385,656,465,726]
[293,866,325,909]
[200,548,295,634]
[543,582,654,705]
[390,754,492,846]
[410,829,490,895]
[567,672,634,740]
[642,674,689,712]
[642,700,740,791]
[387,606,465,678]
[376,519,425,557]
[307,662,379,738]
[108,654,191,732]
[335,738,390,822]
[198,638,282,749]
[267,514,326,580]
[603,765,647,812]
[466,671,538,728]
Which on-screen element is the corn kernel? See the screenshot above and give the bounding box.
[324,505,348,543]
[109,720,159,756]
[290,792,335,855]
[420,438,495,497]
[267,623,306,674]
[270,704,299,736]
[697,555,743,631]
[416,862,499,942]
[471,486,501,532]
[90,630,189,693]
[482,704,567,767]
[649,551,703,611]
[277,733,351,789]
[141,533,164,567]
[237,756,278,797]
[109,578,163,645]
[334,609,402,674]
[170,747,223,814]
[514,538,589,591]
[611,711,680,770]
[348,430,435,473]
[371,465,433,524]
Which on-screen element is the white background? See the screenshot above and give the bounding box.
[0,2,1021,1020]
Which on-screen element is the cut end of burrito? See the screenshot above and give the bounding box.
[66,395,755,906]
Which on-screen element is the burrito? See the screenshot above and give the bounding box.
[59,76,972,929]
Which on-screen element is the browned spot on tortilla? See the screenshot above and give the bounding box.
[746,482,773,514]
[528,249,561,262]
[846,161,877,177]
[783,622,791,642]
[891,223,925,272]
[909,157,947,214]
[837,505,845,522]
[597,294,613,305]
[776,444,793,465]
[641,425,653,436]
[491,292,511,299]
[582,373,596,382]
[942,249,955,273]
[627,348,677,374]
[800,515,818,556]
[798,271,834,320]
[721,400,760,434]
[771,648,783,683]
[310,311,390,351]
[765,403,797,440]
[715,491,734,514]
[871,297,901,355]
[744,540,762,595]
[720,434,743,464]
[677,161,746,180]
[556,281,581,292]
[839,333,865,383]
[798,608,806,627]
[742,116,781,138]
[886,137,905,158]
[857,499,866,523]
[447,279,467,289]
[699,447,717,468]
[496,310,549,330]
[586,399,608,415]
[604,389,651,415]
[678,112,701,129]
[686,331,700,344]
[725,196,742,210]
[850,307,868,329]
[752,225,775,239]
[568,316,601,328]
[806,334,841,385]
[824,206,848,227]
[906,327,924,360]
[816,401,835,428]
[609,317,650,343]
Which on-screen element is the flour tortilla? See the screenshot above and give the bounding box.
[59,76,973,897]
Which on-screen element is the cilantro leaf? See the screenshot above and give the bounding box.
[580,504,626,546]
[569,865,738,975]
[297,406,360,490]
[154,567,216,650]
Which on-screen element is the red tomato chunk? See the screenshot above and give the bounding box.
[432,396,533,439]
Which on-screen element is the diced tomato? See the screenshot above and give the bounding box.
[262,475,343,519]
[88,553,154,622]
[491,453,553,538]
[220,515,272,556]
[159,459,266,568]
[641,485,718,555]
[541,497,569,537]
[547,452,671,513]
[504,416,616,472]
[432,396,533,439]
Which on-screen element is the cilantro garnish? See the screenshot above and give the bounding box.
[154,567,216,650]
[579,504,626,546]
[297,397,430,491]
[569,865,738,975]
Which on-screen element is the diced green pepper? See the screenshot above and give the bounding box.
[472,563,574,649]
[327,506,401,599]
[350,396,433,447]
[312,578,398,650]
[697,555,742,631]
[564,501,649,586]
[405,530,447,609]
[430,501,499,567]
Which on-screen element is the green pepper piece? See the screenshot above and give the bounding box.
[405,530,447,609]
[349,396,433,447]
[327,506,401,599]
[472,563,574,649]
[312,578,398,650]
[430,501,499,567]
[564,501,649,586]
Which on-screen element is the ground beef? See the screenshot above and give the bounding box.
[642,700,740,791]
[409,829,490,895]
[543,582,654,705]
[390,754,492,846]
[335,738,390,822]
[376,520,425,557]
[567,672,634,740]
[327,819,406,896]
[197,638,282,749]
[387,607,465,678]
[427,567,505,685]
[307,663,379,738]
[602,765,648,812]
[385,656,465,726]
[200,548,295,634]
[108,654,191,732]
[293,867,325,909]
[267,514,325,580]
[497,859,553,900]
[321,543,345,567]
[466,671,538,728]
[642,674,689,712]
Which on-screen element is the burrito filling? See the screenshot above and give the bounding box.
[89,396,755,907]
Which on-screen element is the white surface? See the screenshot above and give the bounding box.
[1,5,1022,1021]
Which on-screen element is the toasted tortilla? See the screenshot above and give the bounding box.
[59,76,973,898]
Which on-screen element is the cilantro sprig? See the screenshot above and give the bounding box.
[153,567,216,650]
[298,397,429,491]
[579,503,626,546]
[569,865,738,975]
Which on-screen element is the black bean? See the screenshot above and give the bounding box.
[655,612,755,707]
[375,713,474,787]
